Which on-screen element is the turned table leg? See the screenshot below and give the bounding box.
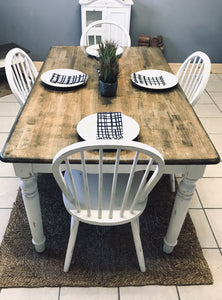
[20,174,46,252]
[13,163,46,252]
[163,165,206,254]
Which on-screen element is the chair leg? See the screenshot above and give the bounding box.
[70,216,74,233]
[64,218,80,272]
[131,218,146,272]
[170,173,176,193]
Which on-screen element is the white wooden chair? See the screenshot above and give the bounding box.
[52,140,165,272]
[170,51,211,192]
[5,48,38,107]
[80,20,131,47]
[176,51,211,106]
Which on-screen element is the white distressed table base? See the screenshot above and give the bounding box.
[13,163,206,254]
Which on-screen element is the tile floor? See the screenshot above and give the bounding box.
[0,74,222,299]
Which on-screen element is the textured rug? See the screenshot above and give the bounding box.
[0,75,11,97]
[0,174,213,288]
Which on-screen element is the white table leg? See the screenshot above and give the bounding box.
[13,163,46,252]
[20,174,46,252]
[163,165,206,254]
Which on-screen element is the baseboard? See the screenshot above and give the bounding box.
[169,63,222,74]
[34,61,43,72]
[209,64,222,74]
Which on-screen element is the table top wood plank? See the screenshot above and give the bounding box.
[1,46,220,165]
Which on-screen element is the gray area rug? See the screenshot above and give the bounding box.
[0,174,213,287]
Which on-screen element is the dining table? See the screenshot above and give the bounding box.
[0,45,220,254]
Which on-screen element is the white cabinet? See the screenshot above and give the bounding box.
[79,0,133,44]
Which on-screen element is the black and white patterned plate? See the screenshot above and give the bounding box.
[77,113,140,141]
[131,69,178,90]
[41,69,88,88]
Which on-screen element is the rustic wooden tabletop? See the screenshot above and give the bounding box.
[1,46,220,165]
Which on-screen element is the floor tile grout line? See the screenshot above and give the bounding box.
[189,207,222,210]
[0,175,18,179]
[201,207,222,210]
[201,246,221,250]
[58,287,61,300]
[205,89,222,113]
[216,74,222,81]
[0,208,13,210]
[194,188,221,251]
[0,176,18,178]
[208,132,222,136]
[202,208,221,251]
[0,117,19,119]
[176,286,181,300]
[0,178,18,180]
[0,132,13,134]
[199,116,222,119]
[202,176,222,179]
[203,206,222,250]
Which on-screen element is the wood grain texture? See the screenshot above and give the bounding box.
[1,46,220,165]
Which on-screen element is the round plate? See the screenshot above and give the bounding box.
[86,44,123,58]
[41,69,88,88]
[77,114,140,141]
[131,69,178,90]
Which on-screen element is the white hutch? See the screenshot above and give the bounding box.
[79,0,134,44]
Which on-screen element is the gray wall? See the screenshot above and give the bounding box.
[0,0,222,62]
[0,0,81,61]
[131,0,222,63]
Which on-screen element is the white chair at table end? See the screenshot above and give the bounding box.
[170,51,211,192]
[176,51,211,106]
[52,140,165,273]
[5,48,38,107]
[80,20,131,47]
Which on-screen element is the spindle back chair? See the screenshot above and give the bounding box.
[5,48,38,107]
[170,51,211,192]
[176,51,211,106]
[80,20,131,47]
[52,140,165,272]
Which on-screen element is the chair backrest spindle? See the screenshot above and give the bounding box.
[120,150,139,217]
[65,158,81,212]
[109,148,121,219]
[98,149,103,219]
[80,151,91,217]
[130,157,154,213]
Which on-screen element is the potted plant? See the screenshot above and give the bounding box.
[97,41,119,97]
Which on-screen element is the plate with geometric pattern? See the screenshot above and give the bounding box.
[131,69,178,90]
